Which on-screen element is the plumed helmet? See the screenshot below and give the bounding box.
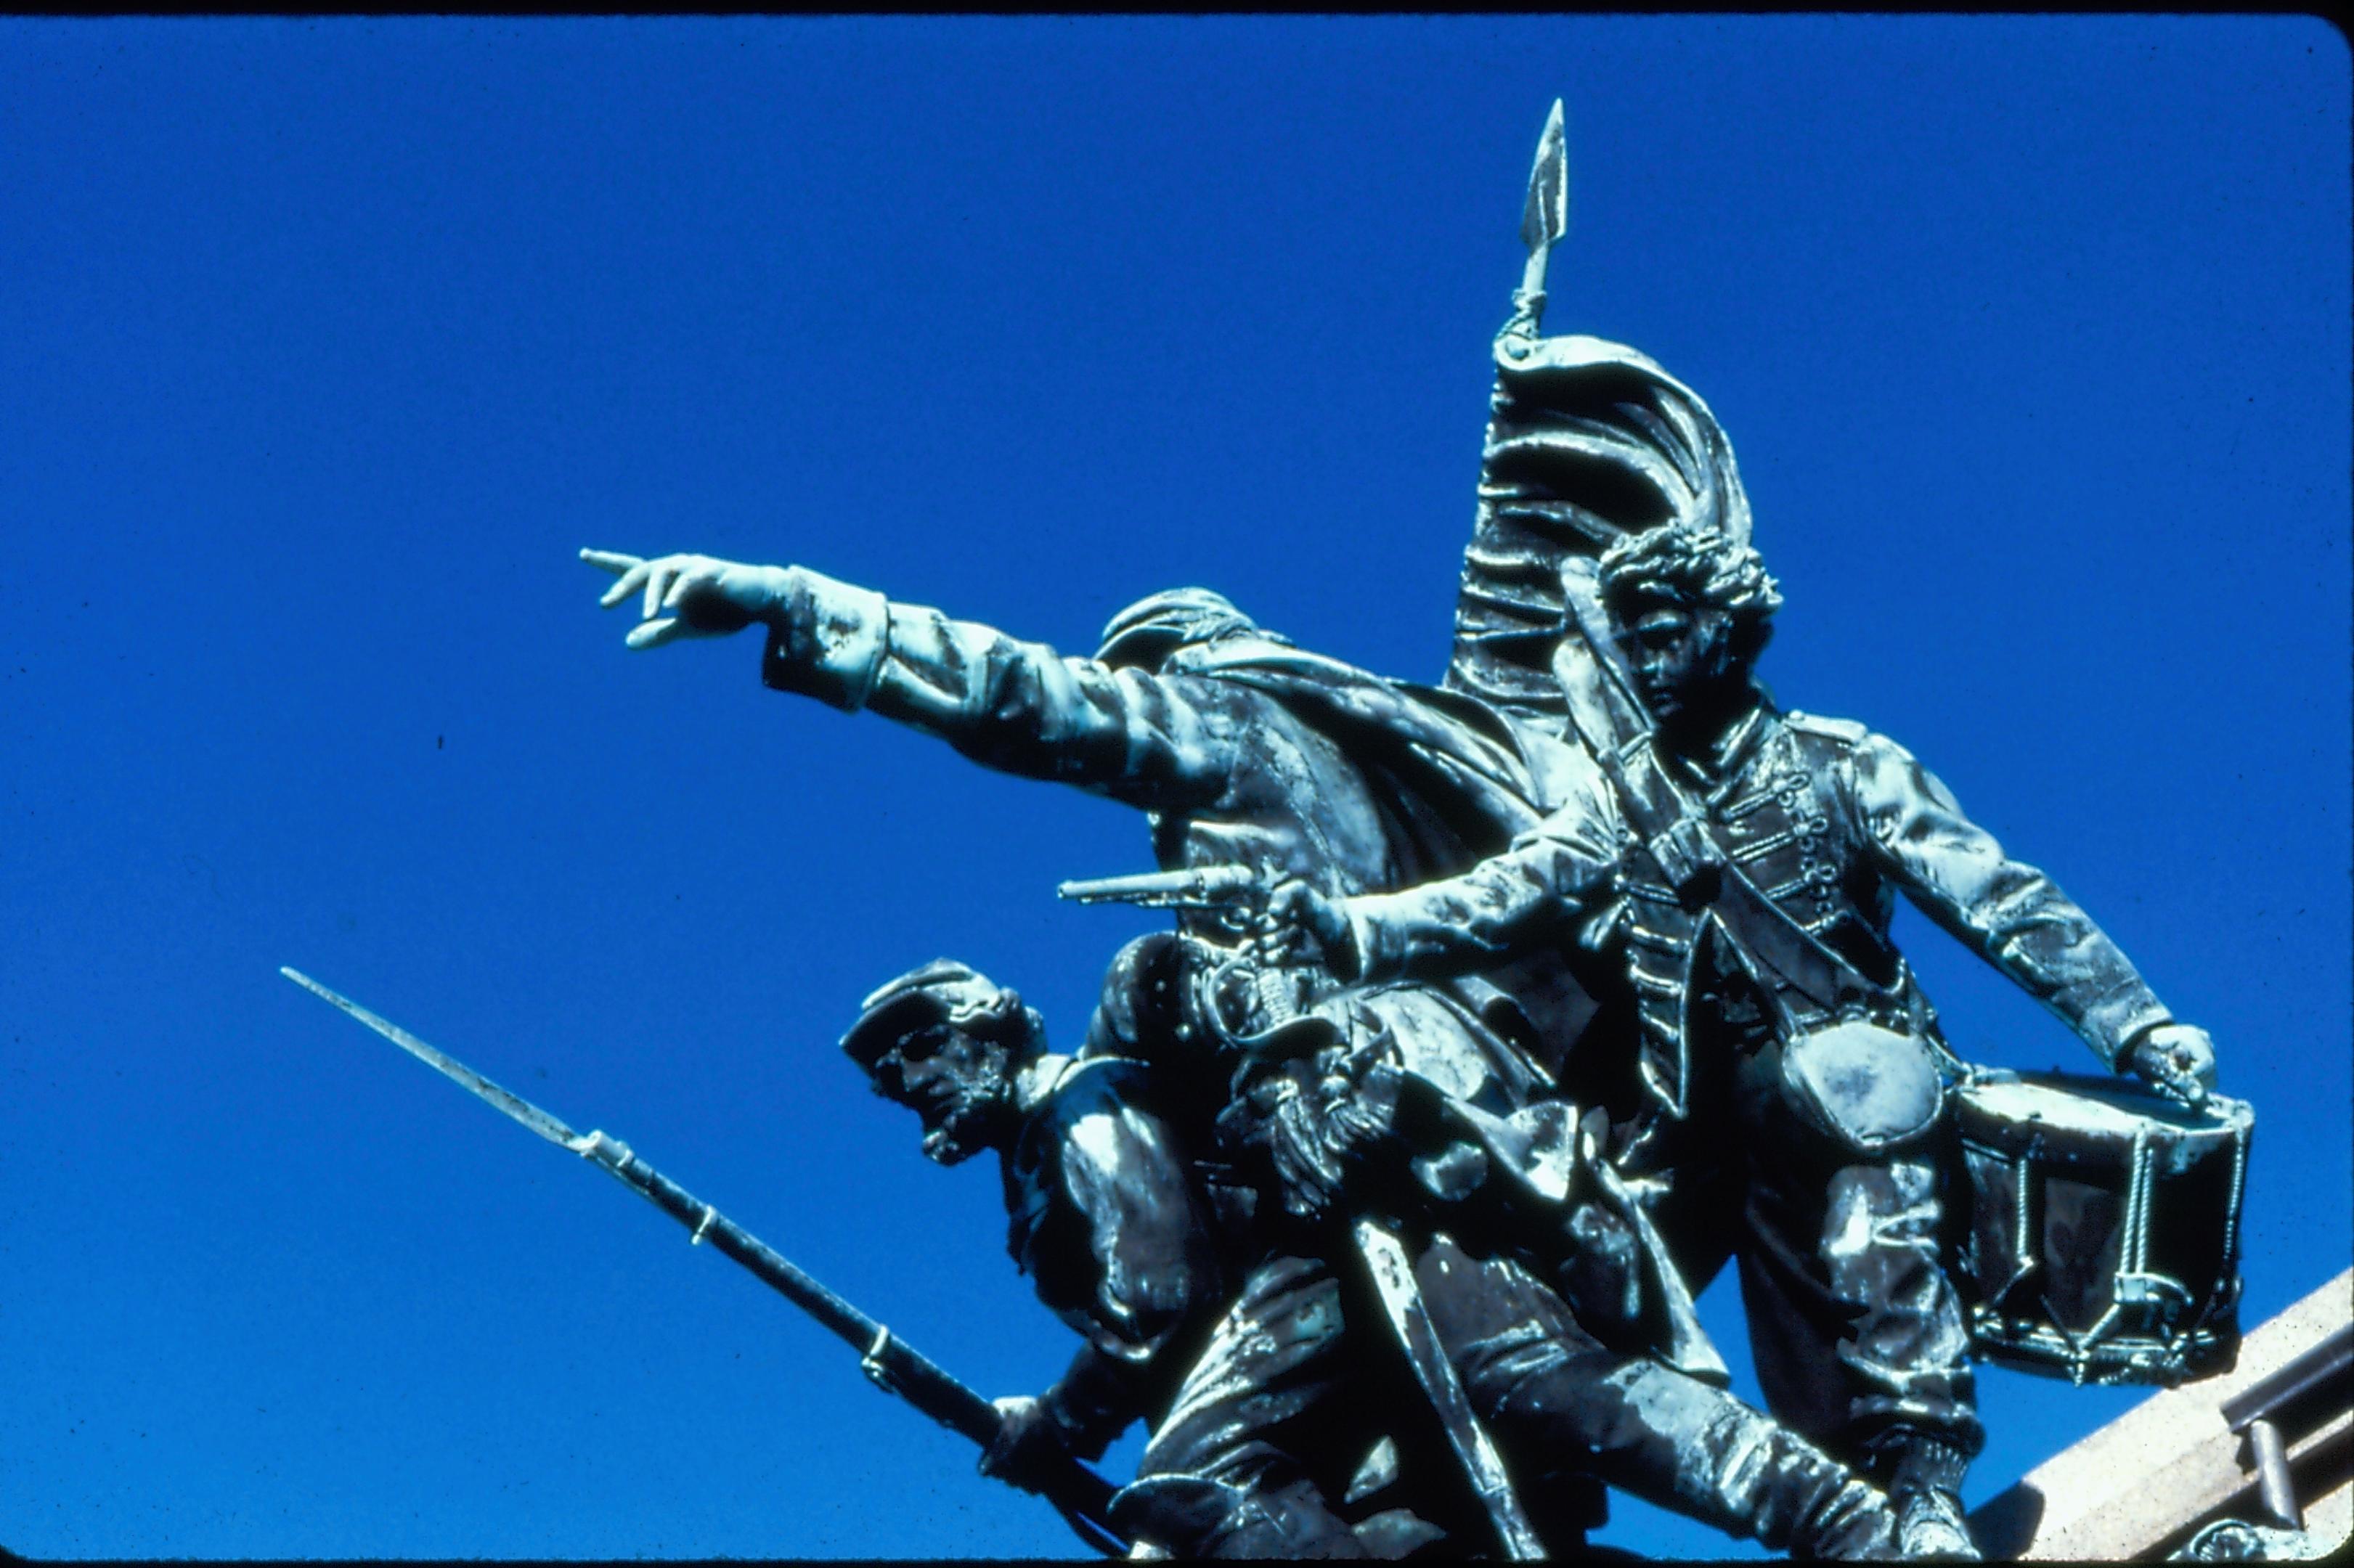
[839,959,1039,1069]
[1094,587,1268,671]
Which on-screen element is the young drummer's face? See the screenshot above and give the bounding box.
[1617,592,1735,724]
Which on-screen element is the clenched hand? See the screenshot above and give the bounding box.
[2125,1021,2220,1108]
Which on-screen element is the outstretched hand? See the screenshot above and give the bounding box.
[581,548,788,650]
[2126,1022,2219,1108]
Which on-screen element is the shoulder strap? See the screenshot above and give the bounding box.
[1549,604,1889,1021]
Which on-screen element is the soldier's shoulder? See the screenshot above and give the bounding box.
[1015,1060,1124,1185]
[1782,713,1925,788]
[1046,1054,1151,1113]
[1782,710,1870,746]
[1051,1058,1185,1153]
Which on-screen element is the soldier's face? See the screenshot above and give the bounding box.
[866,1023,1011,1166]
[1617,592,1740,724]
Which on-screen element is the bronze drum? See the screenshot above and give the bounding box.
[1953,1070,2251,1387]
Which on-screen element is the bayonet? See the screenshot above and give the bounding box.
[280,967,1126,1556]
[282,967,584,1148]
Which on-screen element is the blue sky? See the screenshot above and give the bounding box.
[1,15,2345,1560]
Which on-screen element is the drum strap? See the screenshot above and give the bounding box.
[1558,698,1893,1028]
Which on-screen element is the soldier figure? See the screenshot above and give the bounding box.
[836,961,1238,1514]
[1277,519,2223,1558]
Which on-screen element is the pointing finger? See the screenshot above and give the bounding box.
[579,547,644,578]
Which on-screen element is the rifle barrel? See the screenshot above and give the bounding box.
[579,1132,1004,1444]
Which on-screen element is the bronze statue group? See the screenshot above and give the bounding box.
[577,108,2244,1561]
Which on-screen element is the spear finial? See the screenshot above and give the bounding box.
[1504,99,1569,344]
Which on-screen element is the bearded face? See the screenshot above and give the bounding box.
[863,1021,1016,1166]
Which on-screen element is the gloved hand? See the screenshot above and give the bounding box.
[1263,878,1358,979]
[2125,1022,2218,1108]
[977,1395,1075,1496]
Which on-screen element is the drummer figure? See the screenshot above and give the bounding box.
[1271,520,2220,1561]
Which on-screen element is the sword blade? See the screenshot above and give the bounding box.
[280,966,583,1149]
[1353,1220,1545,1560]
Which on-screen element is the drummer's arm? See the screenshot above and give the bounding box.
[1321,792,1621,985]
[1842,731,2175,1070]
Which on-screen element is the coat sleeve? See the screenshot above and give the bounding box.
[758,565,1239,812]
[1841,730,2172,1066]
[1336,778,1622,984]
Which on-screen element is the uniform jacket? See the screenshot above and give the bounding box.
[1338,698,2175,1121]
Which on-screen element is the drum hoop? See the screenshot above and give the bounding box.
[1954,1072,2252,1146]
[1970,1304,2236,1386]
